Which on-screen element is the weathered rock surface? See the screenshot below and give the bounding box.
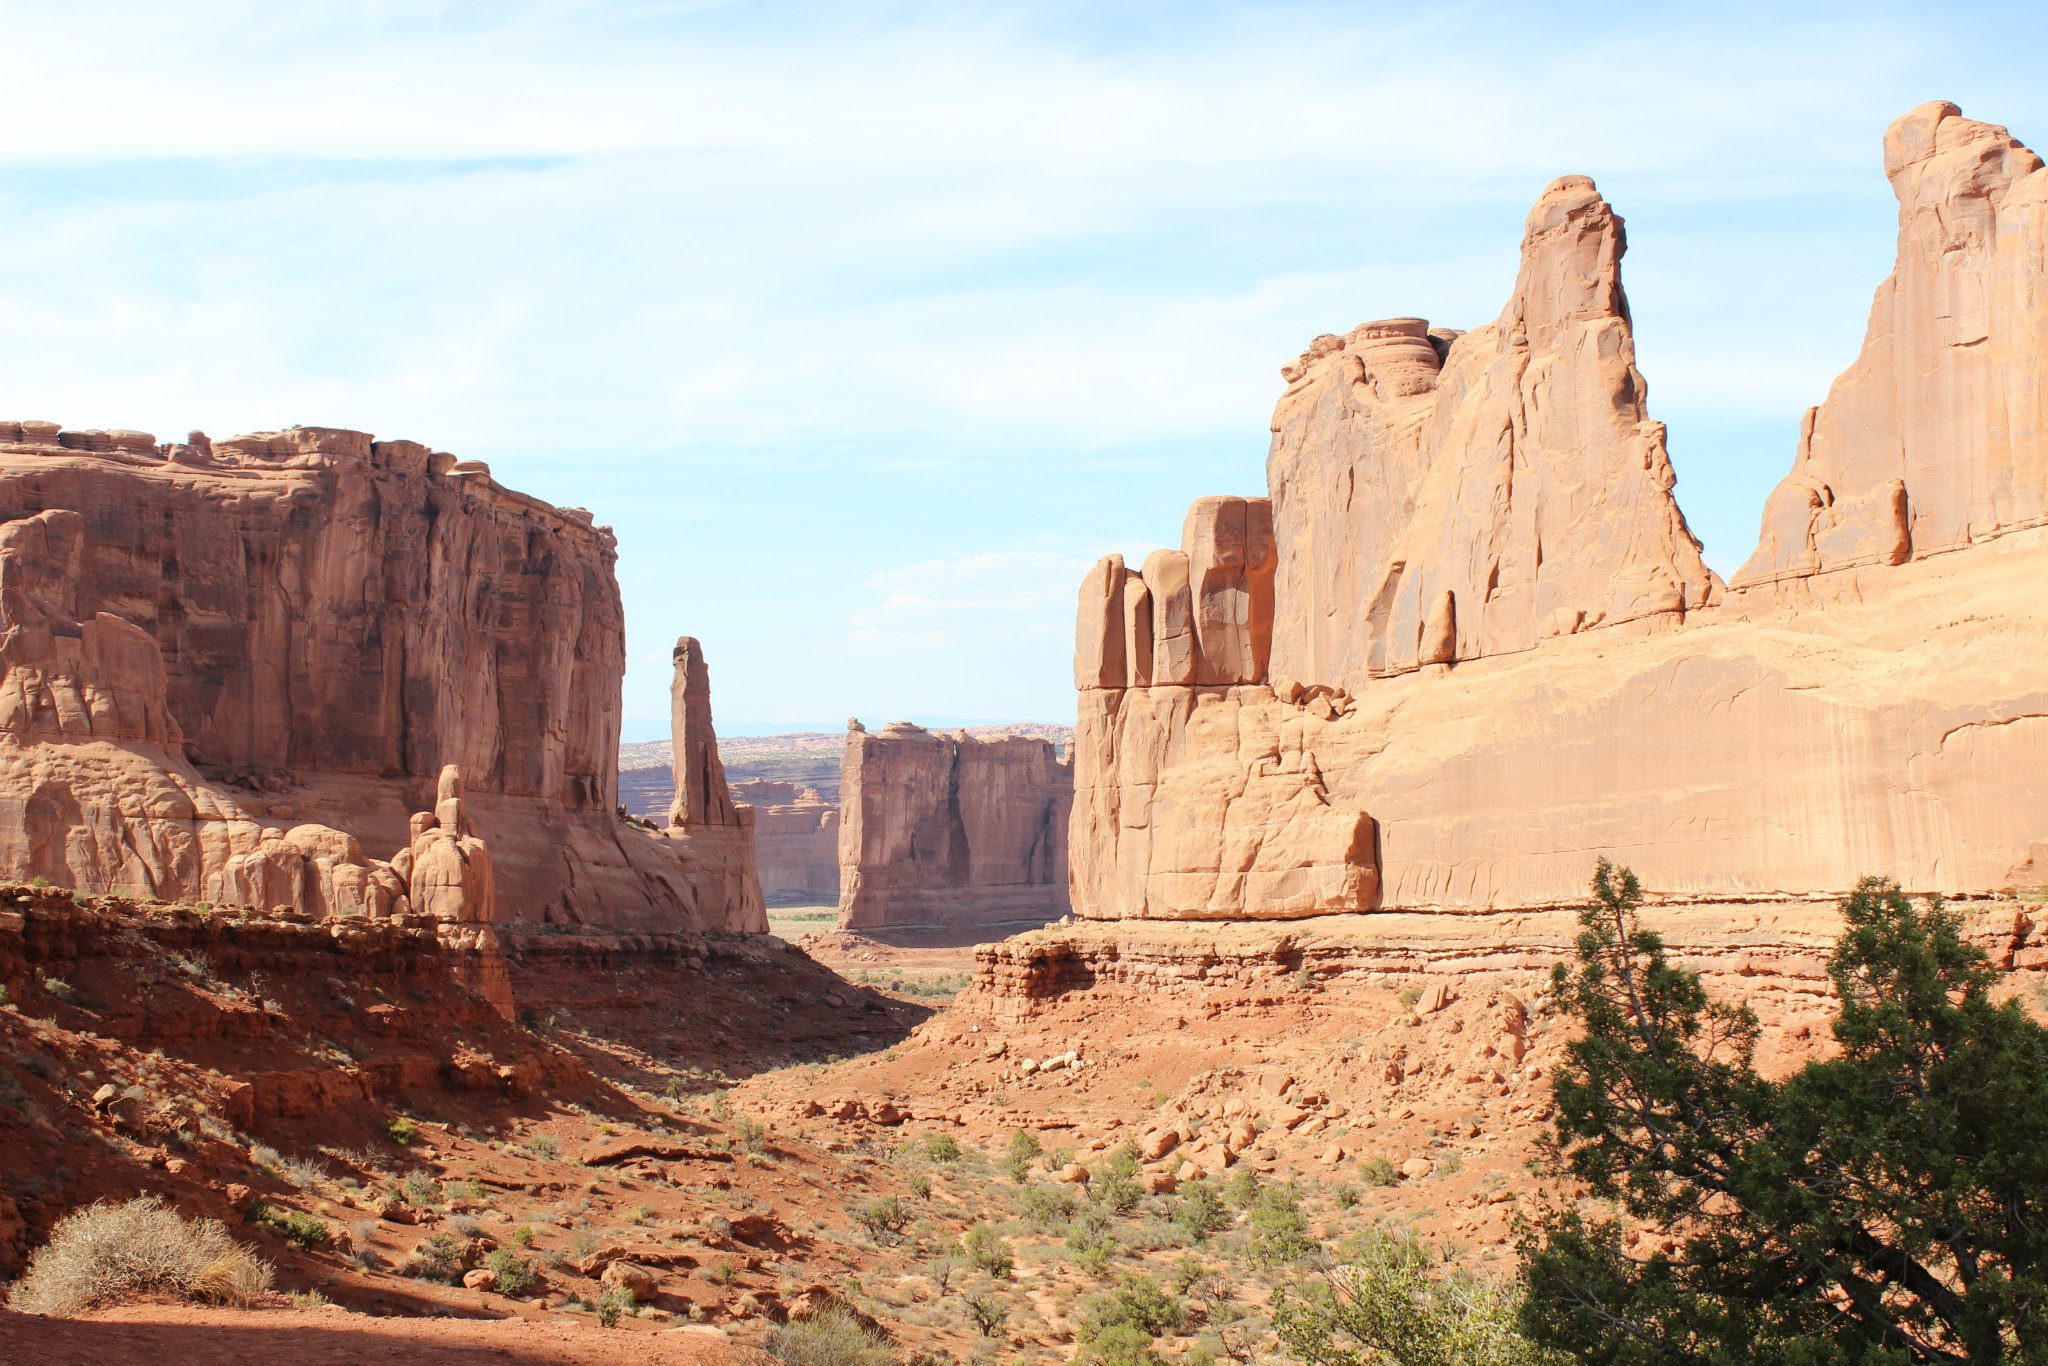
[733,780,840,903]
[0,427,762,932]
[1072,103,2048,919]
[662,637,765,928]
[838,721,1072,932]
[1737,102,2048,588]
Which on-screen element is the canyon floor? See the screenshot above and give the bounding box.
[6,888,2041,1362]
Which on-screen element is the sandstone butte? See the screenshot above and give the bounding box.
[1072,100,2048,921]
[837,719,1073,933]
[0,425,763,934]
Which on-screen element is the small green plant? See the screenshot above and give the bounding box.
[962,1221,1014,1278]
[39,975,78,1004]
[400,1171,443,1207]
[928,1254,964,1294]
[251,1202,330,1249]
[28,875,48,889]
[406,1231,467,1282]
[920,1130,962,1163]
[1358,1156,1398,1188]
[595,1287,628,1327]
[1001,1128,1043,1182]
[1398,985,1423,1010]
[1242,1184,1316,1267]
[1333,1183,1360,1209]
[735,1115,769,1153]
[1093,1142,1144,1215]
[1170,1181,1230,1242]
[1221,1168,1261,1209]
[906,1172,931,1200]
[0,985,10,1009]
[711,1257,741,1285]
[525,1133,561,1160]
[385,1116,419,1145]
[1436,1152,1464,1176]
[486,1247,536,1295]
[1021,1185,1079,1232]
[852,1195,914,1241]
[511,1224,536,1247]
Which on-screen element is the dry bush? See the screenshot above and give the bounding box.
[9,1196,272,1316]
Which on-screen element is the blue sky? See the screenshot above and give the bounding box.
[2,1,2044,735]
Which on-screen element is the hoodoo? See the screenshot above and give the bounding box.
[0,425,763,932]
[1071,103,2048,919]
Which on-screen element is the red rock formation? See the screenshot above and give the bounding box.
[0,427,763,932]
[1071,103,2048,919]
[1737,102,2048,588]
[662,637,764,928]
[733,780,840,904]
[838,721,1072,932]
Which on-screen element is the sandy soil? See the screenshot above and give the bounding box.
[0,1304,768,1365]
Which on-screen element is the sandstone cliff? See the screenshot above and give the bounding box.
[1737,102,2048,588]
[1071,103,2048,920]
[0,426,763,932]
[839,721,1072,932]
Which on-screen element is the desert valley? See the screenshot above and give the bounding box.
[4,82,2048,1366]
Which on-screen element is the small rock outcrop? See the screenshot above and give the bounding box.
[838,721,1072,932]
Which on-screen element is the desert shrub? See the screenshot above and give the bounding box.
[1275,1225,1551,1366]
[1076,1324,1167,1366]
[962,1221,1013,1278]
[10,1196,272,1315]
[486,1247,536,1294]
[905,1173,931,1200]
[1170,1180,1230,1243]
[1398,985,1422,1010]
[919,1130,962,1163]
[766,1305,892,1365]
[852,1195,914,1241]
[1079,1274,1185,1341]
[735,1115,769,1153]
[595,1287,629,1327]
[965,1290,1008,1336]
[524,1133,561,1160]
[1001,1128,1043,1182]
[251,1202,329,1249]
[1093,1142,1144,1215]
[38,975,78,1004]
[1019,1185,1078,1231]
[510,1224,536,1247]
[384,1115,419,1145]
[407,1231,467,1282]
[1333,1183,1360,1209]
[400,1171,443,1207]
[927,1253,963,1294]
[1358,1157,1398,1188]
[1067,1206,1120,1277]
[1242,1184,1316,1267]
[1221,1168,1261,1209]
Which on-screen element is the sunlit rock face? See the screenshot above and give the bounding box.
[1070,104,2048,921]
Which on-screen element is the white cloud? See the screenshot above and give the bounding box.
[849,548,1109,648]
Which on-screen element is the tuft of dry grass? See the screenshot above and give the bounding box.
[9,1196,272,1317]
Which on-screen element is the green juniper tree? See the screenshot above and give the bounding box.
[1519,862,2048,1365]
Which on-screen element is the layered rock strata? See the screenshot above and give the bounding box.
[838,721,1072,932]
[0,426,762,932]
[1072,102,2048,920]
